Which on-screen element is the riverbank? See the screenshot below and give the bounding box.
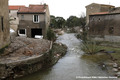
[81,41,120,78]
[0,37,67,80]
[14,33,114,80]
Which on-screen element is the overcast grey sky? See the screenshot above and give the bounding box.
[9,0,119,19]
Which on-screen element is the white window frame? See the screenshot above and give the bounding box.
[18,29,27,37]
[33,15,40,23]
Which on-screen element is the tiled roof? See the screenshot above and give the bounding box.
[91,12,109,15]
[18,4,48,13]
[9,6,25,10]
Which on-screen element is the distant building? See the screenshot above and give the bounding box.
[110,7,120,13]
[9,5,25,31]
[17,4,50,38]
[89,8,120,42]
[0,0,10,49]
[86,3,115,24]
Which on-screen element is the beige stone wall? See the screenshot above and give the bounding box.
[18,13,46,38]
[18,14,45,21]
[44,6,50,38]
[18,7,50,38]
[86,3,101,24]
[9,10,19,30]
[0,0,10,49]
[89,13,120,37]
[86,3,115,24]
[9,10,19,31]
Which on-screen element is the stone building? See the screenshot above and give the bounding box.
[0,0,10,49]
[9,5,25,31]
[89,12,120,42]
[110,7,120,13]
[86,3,115,24]
[17,4,50,38]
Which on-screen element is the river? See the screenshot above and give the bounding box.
[16,33,117,80]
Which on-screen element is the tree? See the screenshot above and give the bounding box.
[55,17,65,28]
[79,14,87,42]
[66,16,84,28]
[50,15,66,29]
[50,15,56,28]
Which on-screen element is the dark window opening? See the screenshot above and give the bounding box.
[33,15,39,23]
[19,29,25,34]
[98,18,100,22]
[1,17,4,31]
[109,27,114,34]
[31,29,42,38]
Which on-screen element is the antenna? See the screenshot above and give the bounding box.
[40,0,44,4]
[109,0,110,5]
[42,0,44,4]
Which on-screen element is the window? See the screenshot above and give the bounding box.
[33,15,39,23]
[109,27,114,34]
[18,29,26,37]
[1,17,4,31]
[19,29,25,34]
[21,15,24,20]
[98,18,100,22]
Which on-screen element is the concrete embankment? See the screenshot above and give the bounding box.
[0,37,67,80]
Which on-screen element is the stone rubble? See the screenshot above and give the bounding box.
[0,37,51,64]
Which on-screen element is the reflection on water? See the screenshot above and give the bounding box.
[16,33,117,80]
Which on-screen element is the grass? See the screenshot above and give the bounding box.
[47,28,56,41]
[111,53,120,65]
[81,41,120,65]
[81,41,101,55]
[81,53,110,63]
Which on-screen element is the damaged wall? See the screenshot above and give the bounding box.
[0,0,10,49]
[89,13,120,42]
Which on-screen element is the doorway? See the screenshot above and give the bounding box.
[31,28,42,38]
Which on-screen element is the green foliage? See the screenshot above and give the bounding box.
[50,14,86,29]
[50,15,56,28]
[50,15,66,28]
[47,28,56,41]
[81,31,88,42]
[81,42,120,64]
[75,33,81,39]
[66,15,86,28]
[66,16,79,27]
[81,41,101,55]
[55,17,66,28]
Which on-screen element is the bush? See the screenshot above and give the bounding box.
[0,45,9,55]
[75,33,81,39]
[47,28,56,41]
[81,41,101,55]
